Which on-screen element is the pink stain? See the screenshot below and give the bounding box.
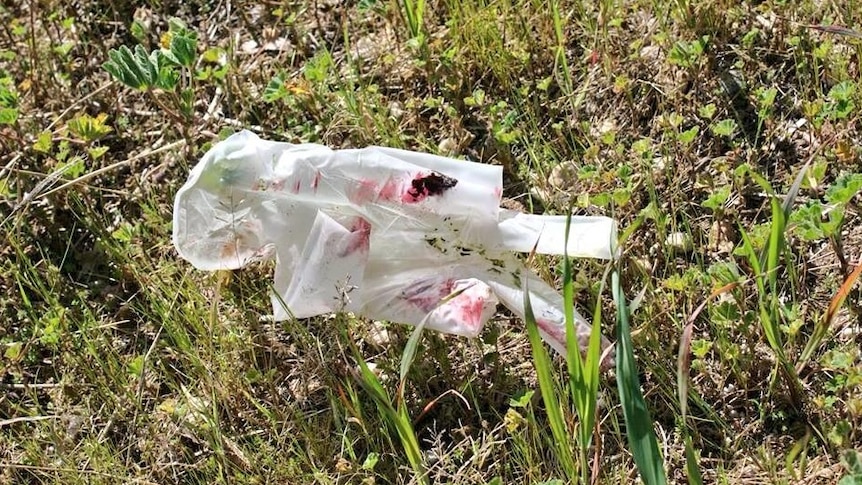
[292,178,301,194]
[493,186,502,199]
[378,176,401,202]
[403,278,455,313]
[348,179,378,205]
[270,178,285,191]
[535,318,566,346]
[454,296,486,333]
[339,217,372,256]
[311,170,321,192]
[535,317,596,359]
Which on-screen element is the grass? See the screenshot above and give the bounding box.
[2,0,862,483]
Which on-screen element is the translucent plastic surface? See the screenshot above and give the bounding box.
[173,130,617,356]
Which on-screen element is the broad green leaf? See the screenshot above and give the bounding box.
[67,113,112,141]
[677,126,699,144]
[161,18,198,67]
[698,103,716,119]
[263,74,288,103]
[826,173,862,205]
[702,185,731,211]
[103,45,154,90]
[33,130,53,153]
[711,118,737,137]
[0,107,18,124]
[87,145,110,160]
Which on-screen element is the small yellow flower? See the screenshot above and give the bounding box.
[836,139,857,164]
[160,31,172,50]
[504,408,526,433]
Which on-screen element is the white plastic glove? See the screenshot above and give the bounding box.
[173,130,617,357]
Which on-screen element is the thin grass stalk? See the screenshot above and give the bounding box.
[549,0,575,110]
[398,0,426,40]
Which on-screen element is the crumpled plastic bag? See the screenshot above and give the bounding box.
[173,130,617,357]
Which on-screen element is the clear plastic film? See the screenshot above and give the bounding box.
[173,130,618,357]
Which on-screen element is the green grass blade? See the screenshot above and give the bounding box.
[346,329,427,483]
[399,314,429,397]
[765,196,785,290]
[738,225,766,295]
[613,270,666,485]
[684,434,704,485]
[523,279,577,479]
[797,262,862,372]
[562,212,605,483]
[399,284,470,397]
[743,163,811,408]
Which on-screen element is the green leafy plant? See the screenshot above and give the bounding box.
[102,44,178,91]
[711,118,738,138]
[522,279,578,480]
[66,112,113,143]
[668,36,709,68]
[840,450,862,485]
[350,342,427,484]
[344,289,478,485]
[102,18,199,129]
[523,213,666,483]
[160,18,198,68]
[755,86,777,141]
[563,239,606,485]
[398,0,427,54]
[0,75,19,124]
[825,81,856,120]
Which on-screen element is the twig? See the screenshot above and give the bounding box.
[0,463,159,485]
[36,138,186,200]
[46,82,114,131]
[0,383,61,389]
[0,415,59,427]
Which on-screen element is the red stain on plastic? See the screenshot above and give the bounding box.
[494,186,502,199]
[378,176,401,202]
[292,178,301,194]
[311,170,321,192]
[348,179,378,205]
[340,217,372,256]
[536,317,595,358]
[403,278,455,312]
[536,318,565,346]
[401,171,458,203]
[454,295,485,332]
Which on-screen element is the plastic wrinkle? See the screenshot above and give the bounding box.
[172,130,619,359]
